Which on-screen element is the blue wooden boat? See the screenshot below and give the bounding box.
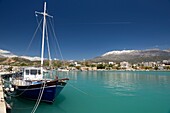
[11,2,69,103]
[12,67,69,103]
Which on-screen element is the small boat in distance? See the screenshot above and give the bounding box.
[11,2,69,103]
[58,67,70,72]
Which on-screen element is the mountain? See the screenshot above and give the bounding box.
[91,49,170,63]
[0,49,17,58]
[0,49,40,61]
[1,48,170,64]
[19,56,41,61]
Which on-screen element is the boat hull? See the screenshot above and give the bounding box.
[13,80,67,103]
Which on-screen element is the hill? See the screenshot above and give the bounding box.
[90,49,170,63]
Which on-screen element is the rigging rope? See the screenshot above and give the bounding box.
[49,18,66,67]
[36,13,43,33]
[25,18,43,54]
[46,20,58,60]
[45,22,52,67]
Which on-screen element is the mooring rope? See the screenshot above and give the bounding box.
[68,82,110,98]
[67,83,88,95]
[31,81,46,113]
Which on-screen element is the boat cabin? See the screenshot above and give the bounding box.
[23,67,43,80]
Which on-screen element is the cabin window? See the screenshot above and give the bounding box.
[38,70,41,75]
[26,70,29,75]
[30,70,37,75]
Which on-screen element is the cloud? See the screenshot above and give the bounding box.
[20,56,41,61]
[0,49,11,54]
[0,49,41,61]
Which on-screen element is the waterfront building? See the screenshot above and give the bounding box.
[81,66,97,71]
[108,62,116,65]
[163,60,170,65]
[142,62,157,67]
[120,61,130,69]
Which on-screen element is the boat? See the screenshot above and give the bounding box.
[58,68,70,72]
[11,2,69,103]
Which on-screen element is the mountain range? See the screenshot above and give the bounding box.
[91,49,170,63]
[1,49,170,64]
[0,49,41,61]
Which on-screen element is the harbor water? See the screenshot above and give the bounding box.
[9,71,170,113]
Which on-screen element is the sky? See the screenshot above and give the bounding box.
[0,0,170,60]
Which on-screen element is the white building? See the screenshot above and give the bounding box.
[120,61,129,69]
[74,62,81,67]
[143,62,156,67]
[108,62,116,65]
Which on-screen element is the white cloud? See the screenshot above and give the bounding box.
[0,49,11,54]
[20,56,41,61]
[0,49,41,61]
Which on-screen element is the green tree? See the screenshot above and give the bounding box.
[20,62,28,66]
[154,66,158,70]
[69,64,75,67]
[6,66,13,72]
[97,64,105,69]
[90,64,96,67]
[164,66,170,70]
[76,66,81,70]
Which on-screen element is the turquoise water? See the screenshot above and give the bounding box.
[10,71,170,113]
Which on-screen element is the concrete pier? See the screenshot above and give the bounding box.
[0,75,6,113]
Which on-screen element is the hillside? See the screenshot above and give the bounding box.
[0,57,35,66]
[90,49,170,63]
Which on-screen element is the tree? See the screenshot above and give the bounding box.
[20,62,28,66]
[53,61,62,68]
[6,66,13,72]
[90,64,96,67]
[164,66,170,70]
[108,64,113,67]
[69,64,75,67]
[154,66,158,70]
[144,66,152,70]
[97,64,105,69]
[76,66,81,70]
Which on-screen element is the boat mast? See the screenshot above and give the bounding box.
[35,2,53,74]
[41,2,47,74]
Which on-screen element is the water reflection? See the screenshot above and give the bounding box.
[101,71,170,96]
[63,71,170,97]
